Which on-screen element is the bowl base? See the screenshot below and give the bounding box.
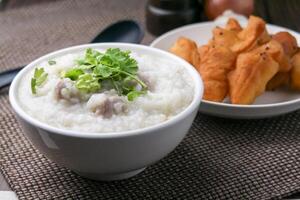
[74,167,146,181]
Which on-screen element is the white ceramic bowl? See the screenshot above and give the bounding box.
[9,43,203,181]
[151,21,300,119]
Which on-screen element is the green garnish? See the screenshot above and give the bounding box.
[75,74,101,93]
[64,68,84,80]
[64,48,147,101]
[31,67,48,94]
[127,90,147,101]
[48,60,56,65]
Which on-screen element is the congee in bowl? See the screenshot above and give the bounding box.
[17,47,194,133]
[10,43,203,180]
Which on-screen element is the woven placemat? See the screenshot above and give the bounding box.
[2,0,300,199]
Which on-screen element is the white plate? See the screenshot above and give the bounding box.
[150,21,300,119]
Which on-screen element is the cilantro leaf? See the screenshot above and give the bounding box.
[105,48,138,74]
[31,78,37,94]
[127,90,146,101]
[62,48,148,101]
[93,64,113,78]
[75,74,100,93]
[76,48,103,69]
[31,67,48,94]
[64,68,84,80]
[84,48,102,66]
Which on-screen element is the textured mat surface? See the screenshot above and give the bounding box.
[1,0,300,199]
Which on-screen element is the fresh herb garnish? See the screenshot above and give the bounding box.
[48,60,56,65]
[75,74,101,93]
[64,68,84,80]
[127,90,146,101]
[64,48,147,101]
[31,67,48,94]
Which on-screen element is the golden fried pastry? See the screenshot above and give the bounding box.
[191,48,201,72]
[266,72,289,90]
[225,18,242,32]
[228,51,279,104]
[257,29,271,45]
[265,32,297,90]
[290,51,300,90]
[199,45,236,102]
[211,16,267,54]
[169,16,300,105]
[198,45,209,59]
[195,45,210,72]
[232,16,267,53]
[210,26,240,48]
[251,40,291,72]
[233,39,289,98]
[272,32,298,56]
[170,37,199,65]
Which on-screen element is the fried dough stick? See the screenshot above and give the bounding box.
[225,18,242,32]
[267,32,298,90]
[228,51,279,104]
[290,51,300,90]
[266,72,290,90]
[199,45,236,102]
[234,16,269,52]
[273,32,298,56]
[251,40,291,72]
[211,16,269,54]
[208,18,242,49]
[169,37,200,70]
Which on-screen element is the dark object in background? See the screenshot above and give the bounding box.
[205,0,254,20]
[146,0,202,36]
[0,0,8,10]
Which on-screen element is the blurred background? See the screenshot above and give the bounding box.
[1,0,300,35]
[1,0,299,81]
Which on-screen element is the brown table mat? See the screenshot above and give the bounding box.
[2,0,300,199]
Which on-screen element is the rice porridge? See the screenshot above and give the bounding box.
[17,48,194,133]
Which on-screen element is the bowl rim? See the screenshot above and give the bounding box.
[150,21,300,109]
[9,43,203,139]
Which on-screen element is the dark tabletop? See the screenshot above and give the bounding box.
[1,0,300,199]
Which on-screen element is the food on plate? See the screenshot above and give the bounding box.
[272,32,298,56]
[210,16,268,54]
[228,49,279,104]
[209,26,239,49]
[229,40,289,104]
[266,32,298,90]
[198,45,236,102]
[225,18,242,32]
[169,15,300,104]
[233,16,268,52]
[266,72,289,91]
[251,40,291,72]
[18,48,194,132]
[169,37,200,68]
[291,51,300,90]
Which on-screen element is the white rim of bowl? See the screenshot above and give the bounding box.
[150,22,300,109]
[9,43,203,138]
